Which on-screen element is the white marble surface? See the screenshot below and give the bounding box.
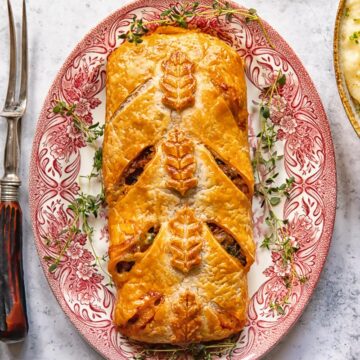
[0,0,359,359]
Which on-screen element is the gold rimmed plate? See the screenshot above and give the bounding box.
[334,0,360,136]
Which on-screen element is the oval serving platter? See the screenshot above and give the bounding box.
[334,0,360,136]
[29,0,336,359]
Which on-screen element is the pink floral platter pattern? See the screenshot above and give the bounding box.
[29,0,337,359]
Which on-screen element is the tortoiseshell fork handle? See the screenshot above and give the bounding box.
[0,201,28,342]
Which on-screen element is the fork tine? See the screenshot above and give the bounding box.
[19,0,28,109]
[4,0,17,109]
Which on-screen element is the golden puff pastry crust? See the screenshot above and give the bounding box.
[104,26,255,344]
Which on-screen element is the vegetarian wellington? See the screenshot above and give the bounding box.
[103,26,255,344]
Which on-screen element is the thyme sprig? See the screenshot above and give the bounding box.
[119,0,274,48]
[119,15,149,44]
[44,101,110,280]
[53,101,104,144]
[44,224,81,274]
[44,191,106,274]
[68,192,105,236]
[253,71,306,315]
[133,337,238,360]
[81,147,103,181]
[53,101,104,181]
[159,1,201,28]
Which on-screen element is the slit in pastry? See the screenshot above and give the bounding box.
[109,78,153,122]
[118,146,155,194]
[114,224,160,274]
[207,222,247,267]
[207,147,250,199]
[123,291,164,330]
[140,225,160,252]
[116,260,135,274]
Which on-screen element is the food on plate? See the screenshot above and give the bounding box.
[341,0,360,103]
[103,26,255,344]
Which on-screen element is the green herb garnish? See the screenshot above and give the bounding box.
[133,336,238,360]
[44,191,106,275]
[82,147,103,182]
[119,15,149,44]
[119,0,274,49]
[53,100,104,144]
[253,71,307,315]
[44,102,109,280]
[350,31,360,44]
[160,1,200,28]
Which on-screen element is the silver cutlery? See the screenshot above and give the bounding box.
[0,0,28,343]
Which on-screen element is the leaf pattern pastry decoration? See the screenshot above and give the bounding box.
[168,208,202,274]
[163,128,198,196]
[171,290,202,343]
[160,50,197,111]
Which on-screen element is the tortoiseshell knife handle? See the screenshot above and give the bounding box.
[0,201,28,342]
